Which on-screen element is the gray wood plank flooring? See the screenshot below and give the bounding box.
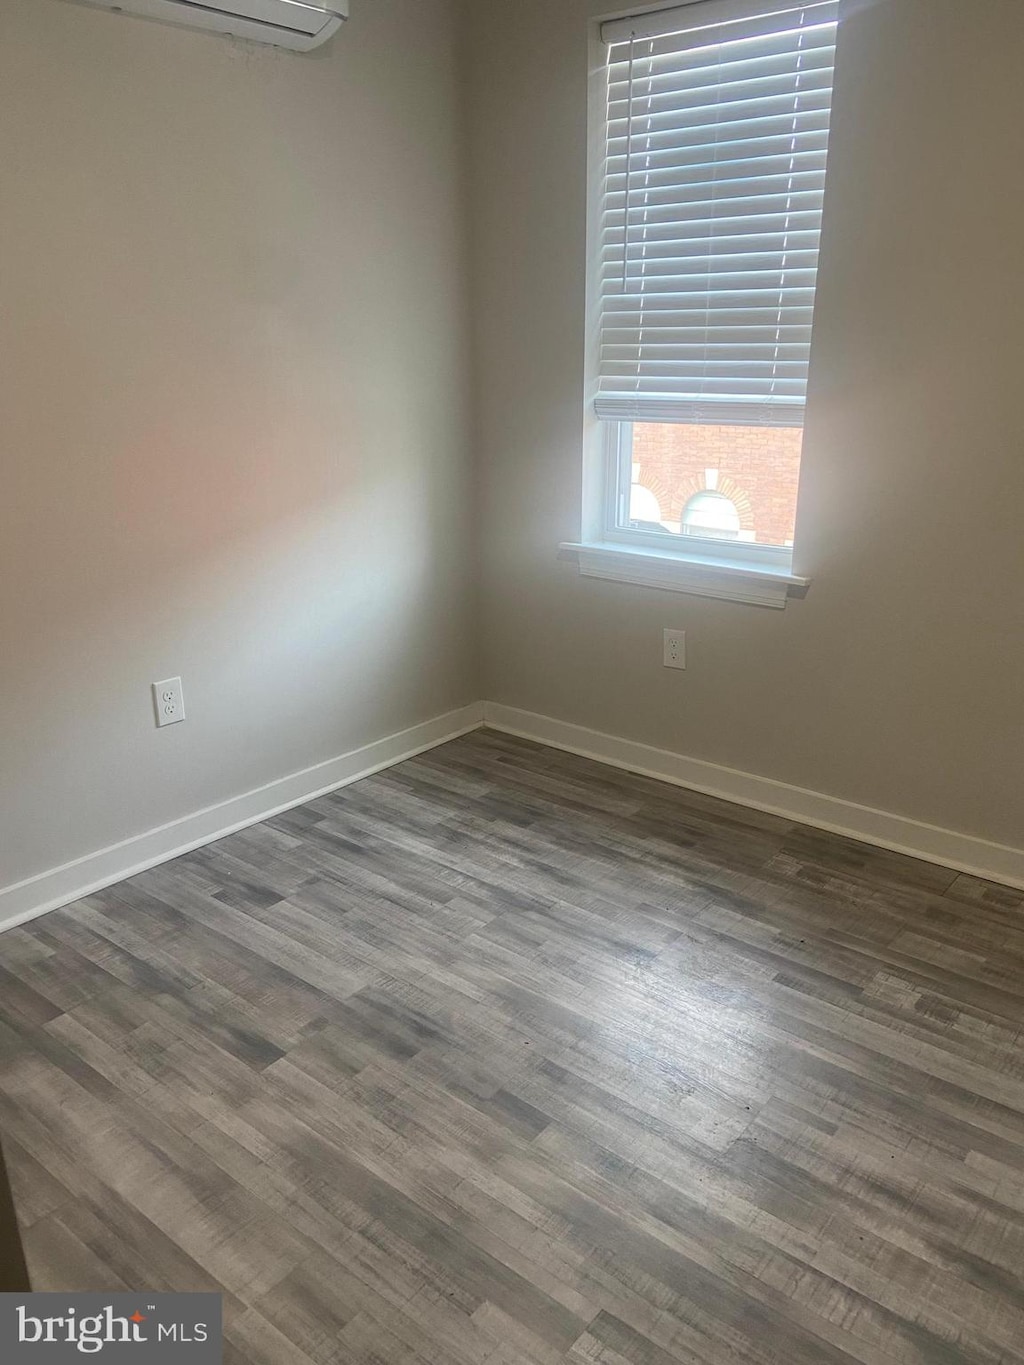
[2,729,1024,1364]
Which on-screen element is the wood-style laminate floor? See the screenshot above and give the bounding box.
[2,730,1024,1364]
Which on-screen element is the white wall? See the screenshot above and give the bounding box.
[0,0,477,889]
[464,0,1024,850]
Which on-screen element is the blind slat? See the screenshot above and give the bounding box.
[608,142,831,177]
[604,232,821,254]
[603,219,821,238]
[602,189,825,216]
[604,326,813,338]
[601,0,837,45]
[596,0,838,426]
[608,120,832,151]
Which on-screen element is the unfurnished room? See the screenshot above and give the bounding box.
[1,0,1023,1361]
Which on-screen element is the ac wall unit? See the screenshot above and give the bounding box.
[69,0,348,51]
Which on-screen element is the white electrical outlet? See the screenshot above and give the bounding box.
[153,677,185,727]
[663,630,686,670]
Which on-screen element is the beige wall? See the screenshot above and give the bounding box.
[464,0,1024,849]
[3,0,1022,892]
[0,0,477,888]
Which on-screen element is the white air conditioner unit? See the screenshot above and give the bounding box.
[69,0,348,51]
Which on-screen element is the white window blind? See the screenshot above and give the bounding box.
[596,0,839,427]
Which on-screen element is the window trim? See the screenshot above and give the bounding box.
[559,538,810,609]
[568,0,835,603]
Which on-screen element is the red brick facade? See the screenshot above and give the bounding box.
[631,424,804,547]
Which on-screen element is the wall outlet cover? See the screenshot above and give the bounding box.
[153,677,185,727]
[663,630,686,670]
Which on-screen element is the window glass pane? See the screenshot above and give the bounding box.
[620,422,802,548]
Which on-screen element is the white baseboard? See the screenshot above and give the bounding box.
[483,703,1024,892]
[4,696,1020,936]
[0,703,485,935]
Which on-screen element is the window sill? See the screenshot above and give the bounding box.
[558,541,810,609]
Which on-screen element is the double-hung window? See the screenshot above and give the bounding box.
[587,0,839,591]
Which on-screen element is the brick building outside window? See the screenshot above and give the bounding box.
[628,424,804,549]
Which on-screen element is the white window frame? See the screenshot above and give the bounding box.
[563,0,835,607]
